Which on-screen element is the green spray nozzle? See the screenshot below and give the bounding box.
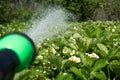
[0,32,36,72]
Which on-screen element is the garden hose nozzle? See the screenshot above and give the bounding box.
[0,32,36,80]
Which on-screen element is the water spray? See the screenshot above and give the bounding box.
[26,9,68,44]
[0,32,36,80]
[0,8,68,80]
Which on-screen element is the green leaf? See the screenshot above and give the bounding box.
[14,70,30,80]
[33,59,40,64]
[56,72,64,80]
[97,43,108,55]
[83,53,96,67]
[80,52,96,68]
[91,27,102,38]
[47,56,62,70]
[56,72,74,80]
[109,48,119,59]
[92,59,108,72]
[68,43,77,49]
[86,38,92,49]
[90,70,106,80]
[109,60,120,66]
[63,73,74,80]
[61,60,76,70]
[73,33,81,38]
[109,60,120,74]
[70,66,87,80]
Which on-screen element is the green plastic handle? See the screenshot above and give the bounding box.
[0,32,36,72]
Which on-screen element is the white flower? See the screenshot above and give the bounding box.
[37,55,43,60]
[52,66,57,70]
[48,61,51,64]
[114,42,118,46]
[43,62,46,65]
[46,38,49,41]
[114,26,117,29]
[63,73,67,75]
[73,26,77,30]
[43,71,46,73]
[50,47,56,54]
[52,44,59,49]
[86,53,99,59]
[43,52,48,56]
[52,44,56,47]
[57,54,60,56]
[70,50,76,55]
[62,48,68,54]
[45,49,48,52]
[70,37,76,42]
[112,28,115,32]
[69,56,81,63]
[113,39,117,41]
[36,75,39,78]
[32,25,34,28]
[55,46,59,49]
[36,70,39,72]
[76,51,79,54]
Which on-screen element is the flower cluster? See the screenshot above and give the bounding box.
[69,56,81,63]
[62,48,68,54]
[49,47,56,54]
[36,55,43,60]
[112,26,117,32]
[19,21,120,80]
[70,50,76,55]
[85,53,99,59]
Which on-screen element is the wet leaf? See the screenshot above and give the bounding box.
[97,43,108,55]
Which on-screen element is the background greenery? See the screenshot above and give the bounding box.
[0,0,120,80]
[1,0,120,24]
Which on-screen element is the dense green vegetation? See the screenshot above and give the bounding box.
[1,0,120,24]
[6,21,119,80]
[0,0,120,80]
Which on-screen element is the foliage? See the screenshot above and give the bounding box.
[0,21,26,36]
[38,0,120,21]
[104,0,120,20]
[11,21,120,80]
[38,0,103,21]
[64,0,102,20]
[0,0,34,24]
[1,0,120,24]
